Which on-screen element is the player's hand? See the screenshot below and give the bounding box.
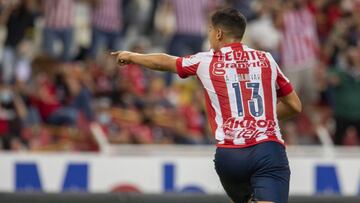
[111,51,133,66]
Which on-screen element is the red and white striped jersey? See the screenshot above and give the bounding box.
[91,0,122,32]
[176,43,293,148]
[44,0,74,29]
[280,7,319,70]
[171,0,219,35]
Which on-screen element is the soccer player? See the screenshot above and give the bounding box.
[111,8,301,203]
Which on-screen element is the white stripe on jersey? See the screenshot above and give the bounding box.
[266,52,284,143]
[221,46,247,144]
[196,51,225,142]
[223,50,246,145]
[226,67,241,118]
[242,46,269,142]
[220,47,241,119]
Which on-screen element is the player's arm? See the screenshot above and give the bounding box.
[277,91,302,120]
[111,51,177,73]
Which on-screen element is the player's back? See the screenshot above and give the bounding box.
[177,42,293,148]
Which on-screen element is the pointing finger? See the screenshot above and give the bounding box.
[110,51,121,55]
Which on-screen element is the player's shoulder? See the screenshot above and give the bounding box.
[243,45,279,71]
[194,50,214,58]
[183,51,214,62]
[246,45,278,62]
[243,45,269,56]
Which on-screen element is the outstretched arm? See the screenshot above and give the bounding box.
[111,51,178,73]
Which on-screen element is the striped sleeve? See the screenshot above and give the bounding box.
[276,66,293,97]
[267,53,293,97]
[176,53,202,78]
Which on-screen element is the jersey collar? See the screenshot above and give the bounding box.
[223,42,244,50]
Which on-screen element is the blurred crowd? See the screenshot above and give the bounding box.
[0,0,359,151]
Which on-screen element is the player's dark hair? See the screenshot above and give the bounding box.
[211,8,247,40]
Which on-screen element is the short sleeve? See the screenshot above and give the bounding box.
[266,52,293,97]
[176,53,202,78]
[275,66,293,97]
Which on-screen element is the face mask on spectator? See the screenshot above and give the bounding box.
[0,90,13,104]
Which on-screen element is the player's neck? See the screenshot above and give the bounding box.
[217,38,242,50]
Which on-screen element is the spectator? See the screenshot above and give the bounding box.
[88,0,123,59]
[328,47,360,145]
[42,0,75,61]
[29,60,93,126]
[324,11,359,67]
[164,0,220,85]
[275,0,320,106]
[54,64,94,121]
[246,0,280,60]
[179,93,207,143]
[226,0,257,21]
[275,0,321,143]
[0,0,36,84]
[141,0,161,37]
[307,0,342,44]
[0,86,27,150]
[30,71,66,124]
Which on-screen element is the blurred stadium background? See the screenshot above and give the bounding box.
[0,0,359,202]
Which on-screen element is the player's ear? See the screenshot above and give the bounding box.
[216,28,223,41]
